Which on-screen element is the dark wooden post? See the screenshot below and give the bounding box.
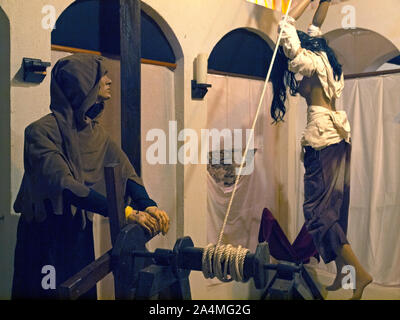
[59,164,127,299]
[104,164,127,245]
[58,164,153,300]
[120,0,142,176]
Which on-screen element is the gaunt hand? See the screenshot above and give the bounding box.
[125,206,159,236]
[145,206,170,235]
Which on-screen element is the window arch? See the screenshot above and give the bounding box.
[324,28,399,74]
[208,28,274,80]
[52,0,176,64]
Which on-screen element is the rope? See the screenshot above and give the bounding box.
[201,0,294,282]
[201,244,250,282]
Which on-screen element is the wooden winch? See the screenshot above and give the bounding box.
[59,164,323,300]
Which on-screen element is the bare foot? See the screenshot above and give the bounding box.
[326,274,345,291]
[349,274,373,300]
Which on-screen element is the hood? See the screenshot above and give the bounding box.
[50,53,107,128]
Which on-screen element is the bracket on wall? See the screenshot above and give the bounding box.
[191,80,212,100]
[22,58,51,83]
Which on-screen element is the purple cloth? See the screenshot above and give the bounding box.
[258,208,320,264]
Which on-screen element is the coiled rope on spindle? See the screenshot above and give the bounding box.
[201,0,294,282]
[202,244,249,282]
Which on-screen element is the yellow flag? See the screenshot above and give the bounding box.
[248,0,342,13]
[247,0,299,14]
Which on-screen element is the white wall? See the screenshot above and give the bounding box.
[296,0,400,73]
[1,0,400,299]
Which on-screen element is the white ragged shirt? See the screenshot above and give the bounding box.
[278,16,350,150]
[301,106,351,149]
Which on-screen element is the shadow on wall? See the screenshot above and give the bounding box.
[0,6,19,300]
[325,28,400,74]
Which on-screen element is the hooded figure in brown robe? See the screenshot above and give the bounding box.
[12,54,169,299]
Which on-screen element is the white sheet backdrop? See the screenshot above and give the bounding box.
[295,74,400,286]
[208,73,400,286]
[206,74,283,252]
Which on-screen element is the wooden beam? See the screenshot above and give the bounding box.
[105,164,127,246]
[344,68,400,80]
[59,164,127,299]
[59,250,113,300]
[141,58,177,70]
[209,68,400,81]
[208,68,266,81]
[51,44,102,55]
[120,0,142,176]
[51,44,177,70]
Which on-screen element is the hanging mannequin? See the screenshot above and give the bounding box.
[271,0,373,299]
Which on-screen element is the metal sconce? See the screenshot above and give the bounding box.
[23,58,51,83]
[192,53,211,100]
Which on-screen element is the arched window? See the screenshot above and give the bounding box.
[52,0,176,64]
[208,28,273,80]
[325,28,399,74]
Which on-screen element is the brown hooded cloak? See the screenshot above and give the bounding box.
[14,53,143,223]
[12,54,149,299]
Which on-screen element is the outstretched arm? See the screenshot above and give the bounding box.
[312,0,331,28]
[289,0,313,21]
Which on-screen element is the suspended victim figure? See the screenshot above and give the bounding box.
[12,54,170,299]
[271,0,373,299]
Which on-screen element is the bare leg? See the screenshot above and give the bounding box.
[326,255,345,291]
[337,244,373,300]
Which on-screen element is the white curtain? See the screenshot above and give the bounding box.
[299,74,400,286]
[206,74,281,252]
[141,64,177,251]
[207,73,400,286]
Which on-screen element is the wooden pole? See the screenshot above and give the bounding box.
[120,0,142,176]
[104,164,127,246]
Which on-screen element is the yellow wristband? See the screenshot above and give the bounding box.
[125,206,134,219]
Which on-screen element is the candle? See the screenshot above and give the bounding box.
[196,53,208,84]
